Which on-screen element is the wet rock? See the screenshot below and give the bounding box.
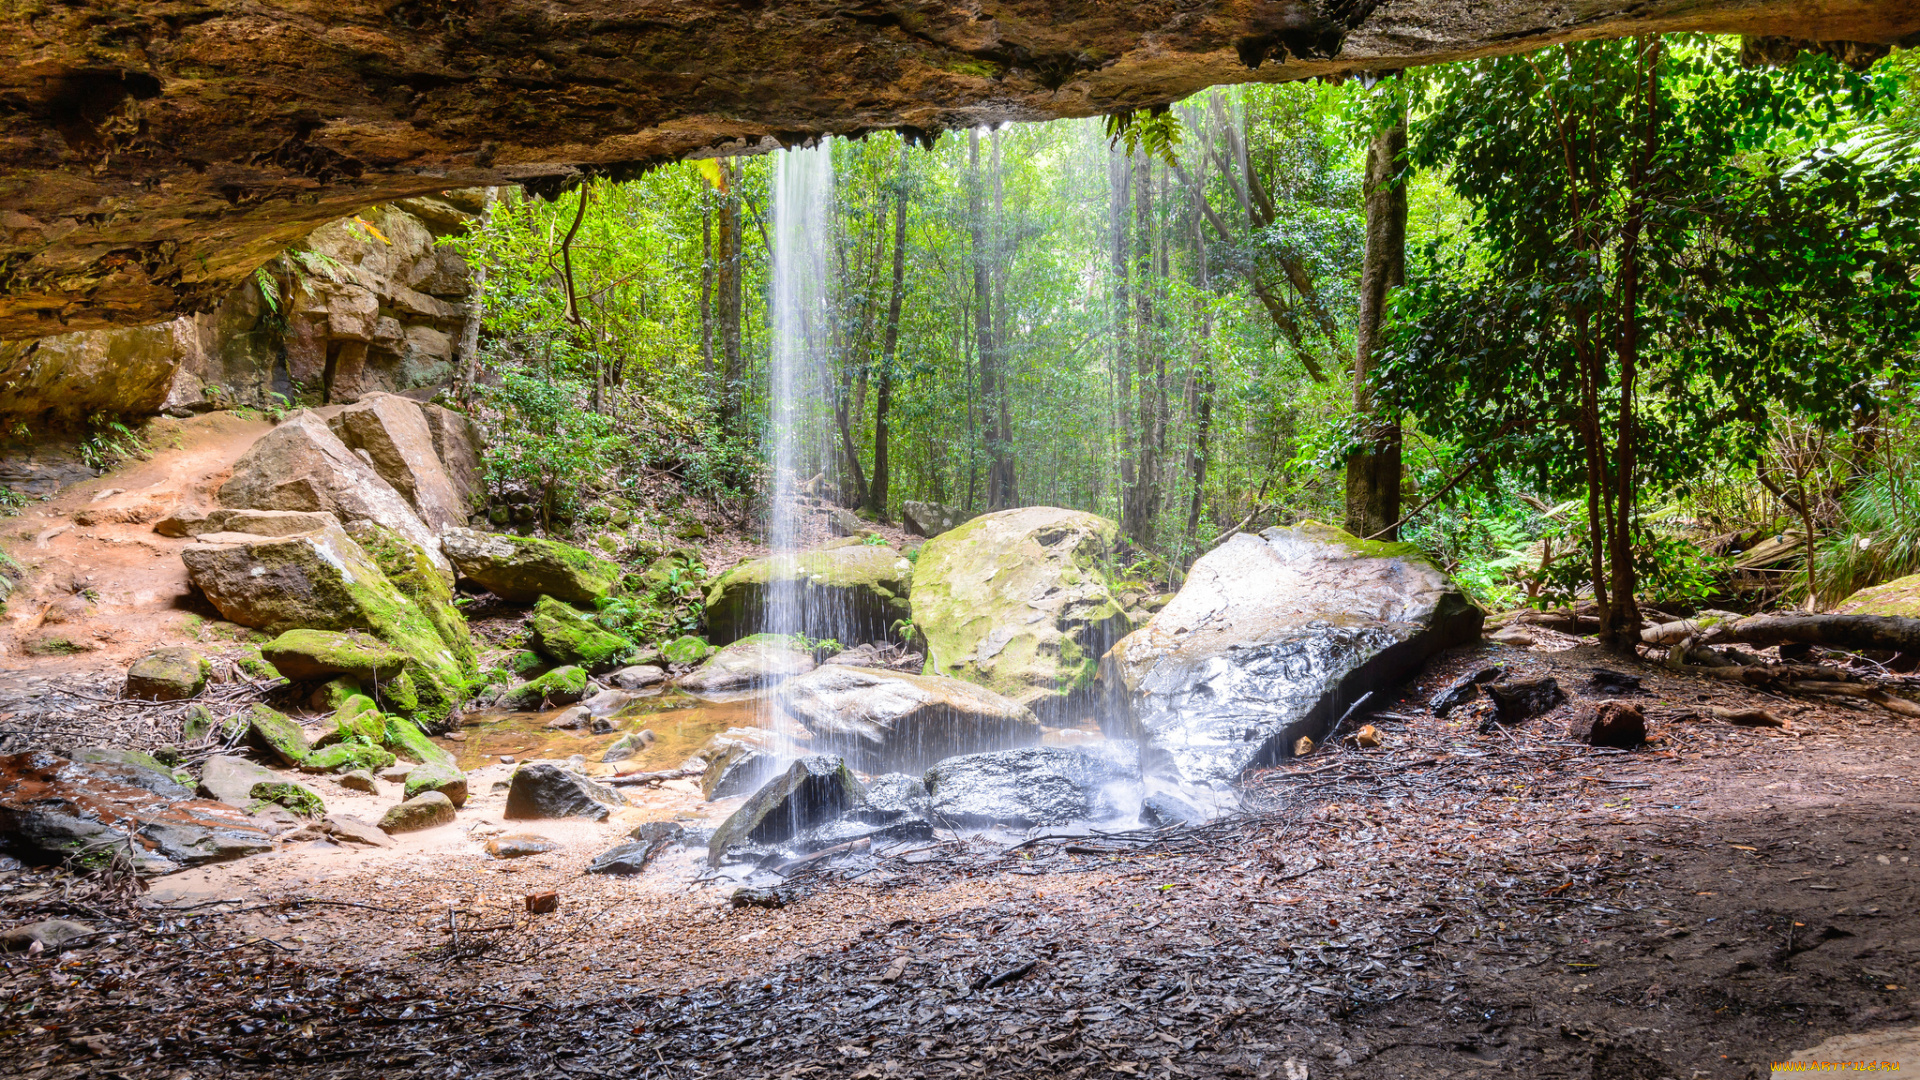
[379,791,457,833]
[586,823,682,874]
[777,665,1041,772]
[912,507,1135,722]
[198,755,283,806]
[1098,523,1483,783]
[862,773,932,819]
[1431,665,1504,717]
[124,646,210,701]
[66,748,191,796]
[600,728,657,762]
[0,751,272,872]
[1485,677,1566,725]
[704,544,912,646]
[676,636,816,694]
[322,815,392,846]
[1140,789,1207,828]
[326,392,470,532]
[487,833,562,858]
[337,769,377,793]
[608,665,668,690]
[216,411,446,571]
[503,762,627,821]
[731,887,792,909]
[902,500,962,538]
[530,595,635,671]
[440,527,620,604]
[923,746,1138,828]
[227,704,310,767]
[1585,700,1646,749]
[707,757,868,866]
[499,666,589,710]
[545,706,592,730]
[701,742,782,801]
[2,920,96,952]
[582,689,639,717]
[248,780,325,818]
[793,814,934,852]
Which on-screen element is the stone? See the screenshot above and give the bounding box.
[530,595,636,671]
[1489,626,1536,647]
[1431,665,1504,717]
[340,519,476,673]
[662,635,715,664]
[545,706,592,730]
[1838,572,1920,616]
[862,773,931,819]
[326,393,470,531]
[902,500,962,538]
[338,769,377,793]
[198,755,284,806]
[196,509,340,537]
[585,840,658,874]
[0,751,273,873]
[826,508,868,536]
[707,757,868,866]
[323,814,393,846]
[125,646,210,701]
[701,742,782,801]
[498,666,589,710]
[248,780,325,818]
[910,507,1134,722]
[229,704,310,766]
[1585,701,1646,749]
[487,833,562,858]
[776,665,1042,772]
[298,742,397,775]
[676,635,817,694]
[1485,677,1566,725]
[216,411,447,571]
[582,689,639,717]
[609,665,668,690]
[261,629,409,683]
[379,791,457,833]
[923,746,1138,828]
[1097,522,1484,784]
[1139,789,1207,828]
[1,920,96,952]
[1354,723,1383,748]
[705,543,913,645]
[402,759,468,807]
[441,527,620,604]
[525,891,561,914]
[419,403,486,513]
[65,747,192,795]
[503,762,627,821]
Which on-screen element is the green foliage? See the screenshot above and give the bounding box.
[1105,106,1184,168]
[1817,469,1920,600]
[79,415,146,471]
[860,533,888,546]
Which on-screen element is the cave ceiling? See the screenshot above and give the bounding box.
[2,0,1917,339]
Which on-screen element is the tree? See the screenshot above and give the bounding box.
[1345,87,1407,542]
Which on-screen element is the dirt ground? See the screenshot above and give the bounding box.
[2,636,1916,1080]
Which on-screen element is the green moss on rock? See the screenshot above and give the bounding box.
[125,646,210,701]
[704,544,912,645]
[662,635,715,664]
[248,780,326,818]
[440,527,621,604]
[230,704,309,766]
[530,594,636,670]
[300,742,397,774]
[262,629,409,682]
[498,665,589,710]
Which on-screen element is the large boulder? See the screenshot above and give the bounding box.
[0,751,273,874]
[441,527,620,604]
[260,629,408,683]
[777,665,1041,772]
[165,508,339,539]
[342,519,476,674]
[675,636,816,695]
[215,411,447,571]
[326,393,470,532]
[380,791,457,833]
[909,506,1134,722]
[923,746,1137,828]
[707,757,868,866]
[704,543,913,645]
[419,402,485,513]
[530,595,636,670]
[1097,522,1483,784]
[503,762,627,821]
[498,666,588,710]
[197,755,284,805]
[1836,572,1920,616]
[124,646,209,701]
[182,523,468,725]
[902,500,963,538]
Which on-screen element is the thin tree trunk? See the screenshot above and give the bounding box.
[455,188,494,406]
[988,129,1016,509]
[717,162,745,442]
[1345,116,1407,541]
[868,142,908,520]
[1111,146,1137,531]
[700,199,714,379]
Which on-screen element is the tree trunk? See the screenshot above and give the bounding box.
[1121,151,1161,545]
[1111,147,1137,534]
[868,142,908,520]
[1344,116,1407,541]
[716,162,745,442]
[1185,205,1214,551]
[700,198,714,379]
[988,129,1016,509]
[455,188,494,405]
[1644,613,1920,654]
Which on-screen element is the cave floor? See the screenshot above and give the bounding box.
[3,640,1918,1080]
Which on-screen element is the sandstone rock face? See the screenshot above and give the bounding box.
[676,636,817,695]
[0,321,192,425]
[420,402,486,512]
[910,507,1134,723]
[124,646,209,701]
[216,412,447,570]
[705,543,913,646]
[777,666,1041,772]
[5,0,1908,339]
[326,393,471,531]
[441,528,620,604]
[0,751,273,874]
[1097,523,1483,784]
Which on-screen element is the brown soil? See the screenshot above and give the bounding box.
[2,636,1915,1079]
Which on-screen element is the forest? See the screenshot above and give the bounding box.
[451,36,1920,635]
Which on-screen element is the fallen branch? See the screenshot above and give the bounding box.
[603,767,701,787]
[1645,613,1920,654]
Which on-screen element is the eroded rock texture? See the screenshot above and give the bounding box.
[4,0,1916,337]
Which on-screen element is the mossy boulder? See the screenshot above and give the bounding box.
[248,780,326,818]
[226,704,310,766]
[705,543,913,646]
[662,635,714,664]
[313,676,362,711]
[530,595,636,671]
[233,647,284,682]
[441,527,621,604]
[182,705,218,742]
[342,519,474,671]
[262,629,409,683]
[382,715,457,768]
[125,646,210,701]
[380,791,457,833]
[498,666,589,710]
[908,506,1134,723]
[313,693,385,749]
[403,759,468,807]
[1837,572,1920,617]
[508,649,548,676]
[299,742,397,775]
